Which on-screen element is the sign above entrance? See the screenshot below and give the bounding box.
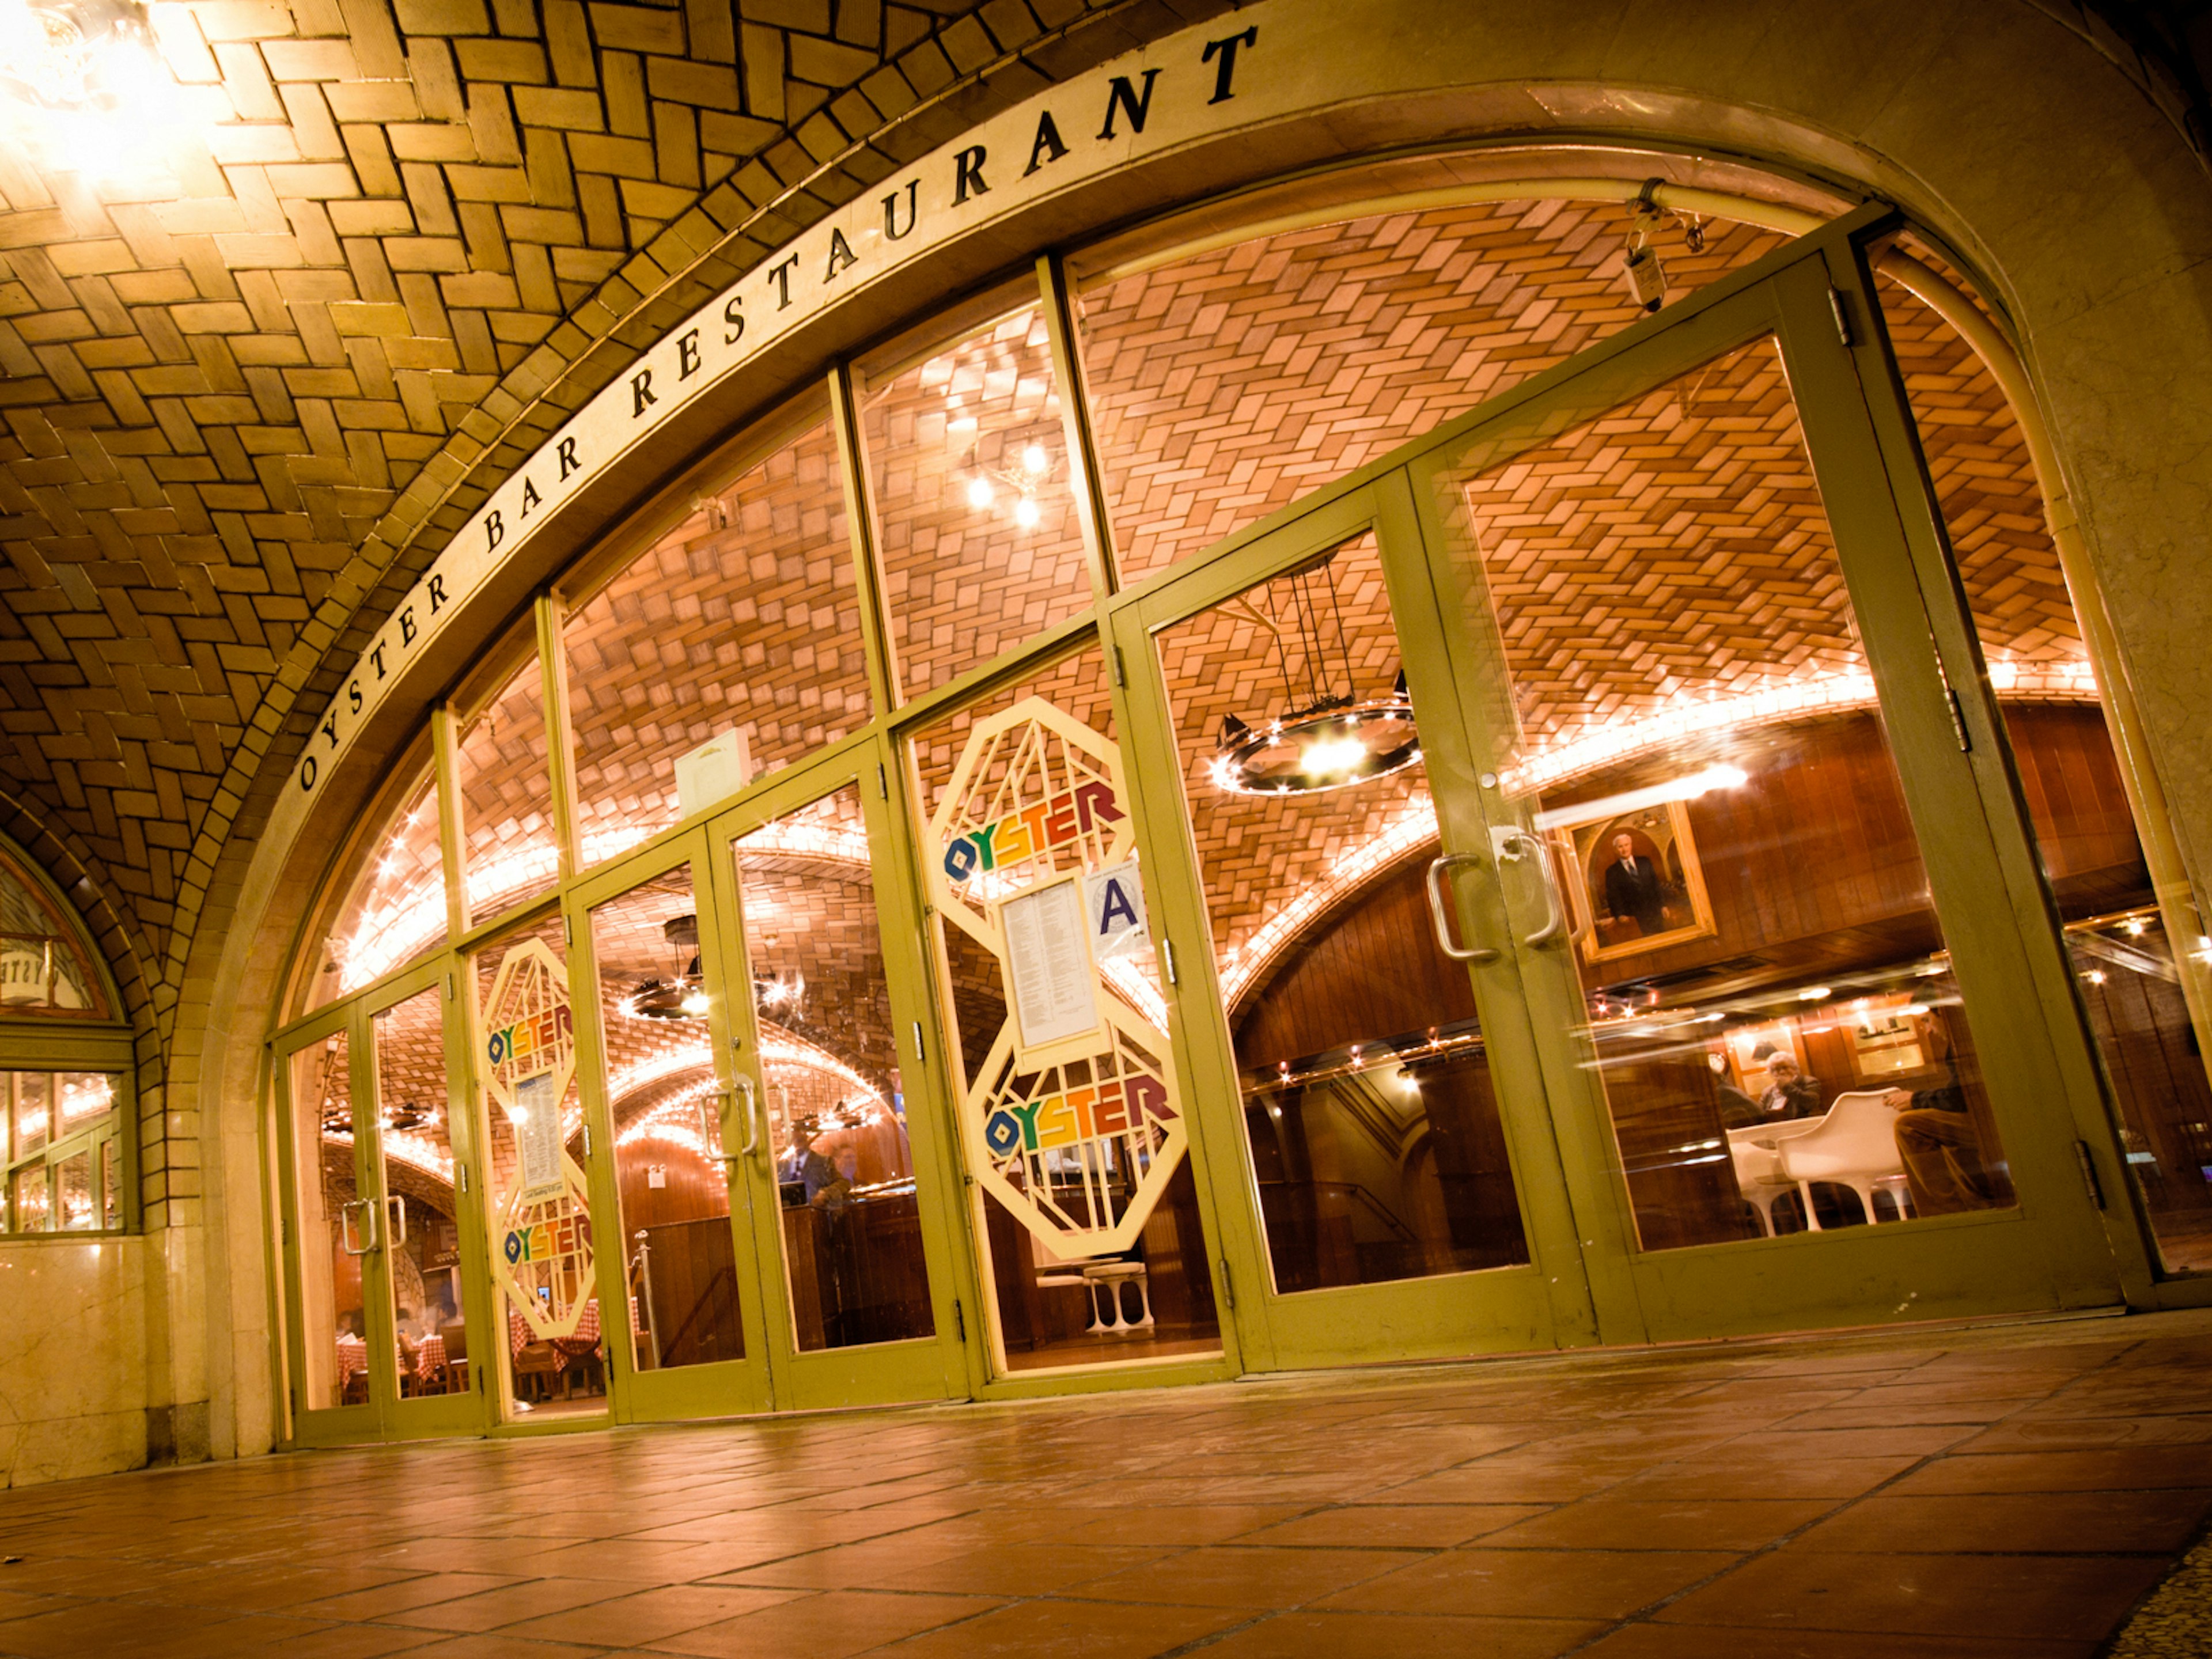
[281,6,1291,842]
[927,698,1185,1260]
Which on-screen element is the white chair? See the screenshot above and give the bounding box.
[1728,1121,1819,1236]
[1774,1090,1912,1229]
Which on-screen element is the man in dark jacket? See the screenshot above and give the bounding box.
[1602,832,1670,935]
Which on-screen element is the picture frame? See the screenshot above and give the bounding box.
[1548,798,1718,965]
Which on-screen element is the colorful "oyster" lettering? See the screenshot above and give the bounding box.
[943,781,1123,884]
[486,1002,574,1069]
[982,1074,1175,1158]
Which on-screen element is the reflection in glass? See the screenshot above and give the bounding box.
[1077,195,1784,585]
[590,865,747,1373]
[567,412,872,866]
[860,290,1092,700]
[459,654,560,925]
[305,764,444,1012]
[291,1031,359,1411]
[1449,337,2014,1249]
[1161,532,1531,1292]
[54,1150,92,1232]
[1876,257,2212,1272]
[474,916,605,1416]
[0,846,104,1016]
[13,1071,48,1158]
[913,650,1220,1370]
[11,1164,47,1233]
[372,987,467,1399]
[737,786,932,1351]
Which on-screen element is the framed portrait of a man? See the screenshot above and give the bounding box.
[1547,799,1717,964]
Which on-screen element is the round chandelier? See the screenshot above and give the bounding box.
[626,914,707,1020]
[1207,549,1420,797]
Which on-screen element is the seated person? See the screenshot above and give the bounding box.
[1753,1047,1823,1121]
[1884,1010,1991,1216]
[781,1117,850,1208]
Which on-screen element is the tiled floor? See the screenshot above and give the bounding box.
[5,1312,2212,1658]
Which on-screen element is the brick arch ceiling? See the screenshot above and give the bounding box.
[0,0,1225,1025]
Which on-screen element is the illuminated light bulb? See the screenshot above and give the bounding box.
[680,989,709,1016]
[2084,969,2108,985]
[965,477,994,509]
[1301,734,1366,776]
[1013,496,1041,529]
[1798,986,1832,1001]
[2124,917,2147,937]
[1021,443,1049,473]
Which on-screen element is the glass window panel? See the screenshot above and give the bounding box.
[290,1032,358,1411]
[589,864,747,1373]
[305,764,445,1012]
[12,1163,49,1233]
[459,653,560,925]
[1873,254,2212,1272]
[1444,336,2013,1248]
[567,411,873,866]
[911,649,1218,1370]
[473,914,605,1417]
[101,1137,119,1229]
[1159,532,1531,1291]
[373,986,465,1397]
[54,1150,92,1232]
[737,785,933,1351]
[13,1072,49,1158]
[861,289,1092,700]
[1078,199,1786,586]
[0,848,104,1017]
[56,1073,115,1135]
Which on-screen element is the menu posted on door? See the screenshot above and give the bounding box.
[1003,877,1098,1049]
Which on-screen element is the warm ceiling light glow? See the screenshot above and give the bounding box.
[965,476,994,509]
[1013,495,1041,529]
[1300,734,1366,777]
[0,0,194,183]
[1021,442,1049,473]
[679,988,709,1016]
[1798,986,1832,1001]
[1531,763,1749,832]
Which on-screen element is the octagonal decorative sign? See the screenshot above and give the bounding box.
[926,697,1185,1260]
[480,935,595,1341]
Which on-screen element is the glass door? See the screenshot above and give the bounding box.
[573,831,774,1421]
[1114,487,1599,1369]
[1402,241,2126,1339]
[706,738,972,1409]
[281,956,487,1441]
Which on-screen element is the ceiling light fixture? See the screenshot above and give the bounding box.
[1210,551,1419,797]
[626,913,707,1021]
[0,0,186,180]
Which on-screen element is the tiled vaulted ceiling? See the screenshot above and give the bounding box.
[0,0,1221,1033]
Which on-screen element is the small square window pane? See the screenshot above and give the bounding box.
[13,1074,49,1158]
[56,1074,114,1134]
[12,1165,49,1233]
[55,1152,92,1231]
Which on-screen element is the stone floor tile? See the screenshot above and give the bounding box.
[873,1596,1245,1657]
[1198,1609,1609,1658]
[641,1589,1001,1658]
[1064,1545,1429,1609]
[1573,1624,2101,1657]
[1652,1548,2168,1640]
[1315,1547,1737,1620]
[1480,1497,1836,1552]
[1237,1503,1552,1548]
[1794,1489,2212,1554]
[497,1585,810,1646]
[381,1577,632,1632]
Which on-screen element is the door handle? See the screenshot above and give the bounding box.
[385,1194,408,1247]
[339,1196,379,1256]
[734,1074,760,1158]
[699,1085,745,1166]
[1424,853,1498,963]
[1492,827,1569,948]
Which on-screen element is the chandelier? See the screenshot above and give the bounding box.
[0,0,181,176]
[1209,550,1420,796]
[626,914,708,1021]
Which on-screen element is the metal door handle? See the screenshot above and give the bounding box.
[699,1085,745,1166]
[1424,853,1498,963]
[385,1194,408,1247]
[339,1196,378,1256]
[734,1074,759,1158]
[1493,828,1568,948]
